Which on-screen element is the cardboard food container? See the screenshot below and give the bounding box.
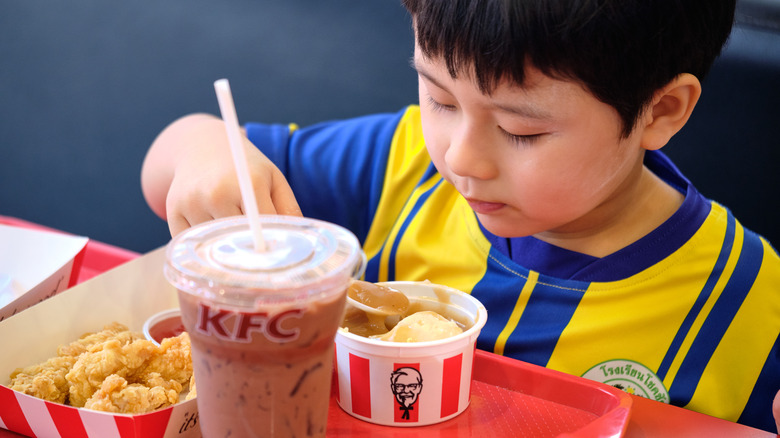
[0,248,201,438]
[0,223,89,322]
[334,281,487,427]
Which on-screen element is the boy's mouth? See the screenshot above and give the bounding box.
[465,198,505,214]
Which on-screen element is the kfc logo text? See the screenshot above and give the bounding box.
[196,302,304,343]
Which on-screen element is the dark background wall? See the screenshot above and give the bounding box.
[1,1,778,254]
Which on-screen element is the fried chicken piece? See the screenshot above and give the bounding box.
[66,337,160,407]
[133,332,192,386]
[9,356,78,404]
[84,373,181,413]
[185,374,197,401]
[8,323,135,405]
[57,322,140,357]
[9,322,194,413]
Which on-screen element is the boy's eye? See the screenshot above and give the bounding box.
[425,94,543,145]
[501,128,542,145]
[426,95,456,112]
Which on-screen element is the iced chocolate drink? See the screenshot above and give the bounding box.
[165,216,364,437]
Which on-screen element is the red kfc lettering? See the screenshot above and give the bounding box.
[197,303,304,343]
[266,308,304,341]
[234,311,269,341]
[197,303,232,338]
[234,308,304,342]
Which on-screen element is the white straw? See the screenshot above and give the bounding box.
[214,78,266,252]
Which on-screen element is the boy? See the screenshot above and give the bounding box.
[141,0,780,432]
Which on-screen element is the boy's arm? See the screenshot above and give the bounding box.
[244,109,407,243]
[140,113,301,237]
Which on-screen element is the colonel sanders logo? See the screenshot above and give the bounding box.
[390,367,423,420]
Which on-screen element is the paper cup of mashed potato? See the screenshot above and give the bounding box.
[334,281,487,426]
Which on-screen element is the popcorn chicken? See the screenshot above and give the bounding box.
[9,356,78,404]
[133,332,192,386]
[84,373,181,414]
[7,322,193,412]
[66,337,160,407]
[185,374,197,401]
[57,322,141,357]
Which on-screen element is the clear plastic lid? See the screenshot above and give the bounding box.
[164,216,365,308]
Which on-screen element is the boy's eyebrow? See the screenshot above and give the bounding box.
[410,57,448,91]
[410,56,553,121]
[492,100,553,121]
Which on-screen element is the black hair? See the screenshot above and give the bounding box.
[402,0,736,137]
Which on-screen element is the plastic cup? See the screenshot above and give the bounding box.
[334,281,487,426]
[164,215,365,437]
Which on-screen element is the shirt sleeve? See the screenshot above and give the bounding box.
[243,108,408,243]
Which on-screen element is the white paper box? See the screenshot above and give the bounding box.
[0,224,89,322]
[0,248,201,438]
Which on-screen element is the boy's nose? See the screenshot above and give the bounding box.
[445,124,498,180]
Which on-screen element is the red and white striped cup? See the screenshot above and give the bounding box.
[334,281,487,426]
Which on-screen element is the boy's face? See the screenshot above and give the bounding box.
[414,46,649,240]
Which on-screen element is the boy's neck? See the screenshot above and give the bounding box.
[533,164,684,258]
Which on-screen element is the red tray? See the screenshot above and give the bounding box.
[327,349,633,437]
[0,216,140,284]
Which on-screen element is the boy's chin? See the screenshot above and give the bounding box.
[476,214,538,239]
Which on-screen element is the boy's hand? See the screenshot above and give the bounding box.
[141,114,302,237]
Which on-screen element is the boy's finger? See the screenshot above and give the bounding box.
[254,190,279,216]
[208,202,244,221]
[168,214,191,238]
[270,174,302,217]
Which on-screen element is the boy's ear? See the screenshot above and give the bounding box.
[640,73,701,151]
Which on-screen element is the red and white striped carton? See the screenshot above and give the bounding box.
[334,281,487,427]
[0,248,201,438]
[0,385,199,438]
